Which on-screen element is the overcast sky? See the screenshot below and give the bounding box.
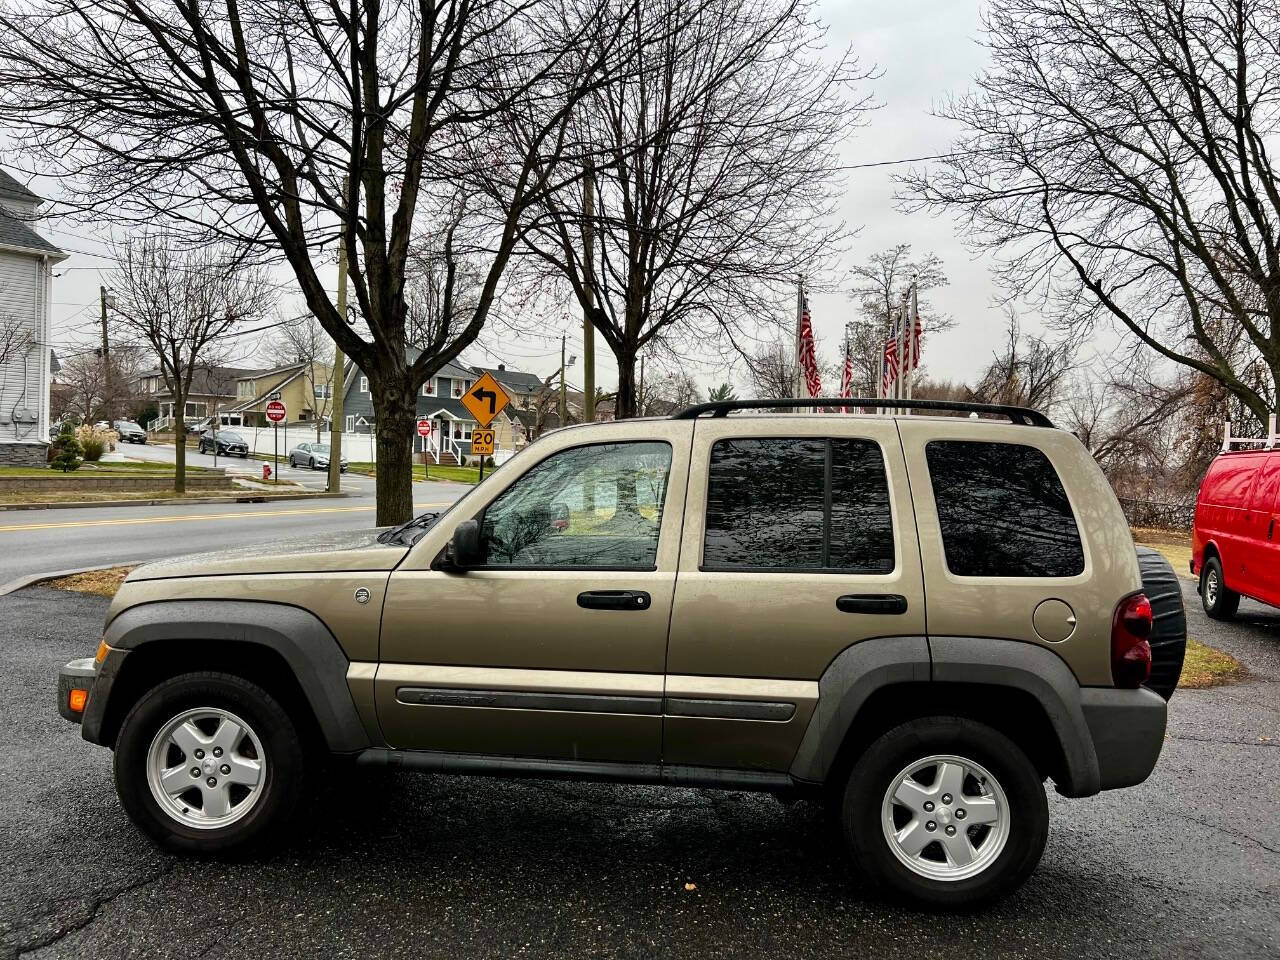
[31,0,1027,395]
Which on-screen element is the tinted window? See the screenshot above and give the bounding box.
[925,441,1084,578]
[704,437,894,572]
[479,442,671,568]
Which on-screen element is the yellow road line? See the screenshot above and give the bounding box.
[0,501,452,533]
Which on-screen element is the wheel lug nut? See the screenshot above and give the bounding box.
[956,809,966,820]
[213,747,223,758]
[923,801,934,812]
[925,821,936,832]
[194,749,205,760]
[945,825,956,836]
[220,764,230,775]
[190,767,200,777]
[206,777,217,787]
[941,793,952,804]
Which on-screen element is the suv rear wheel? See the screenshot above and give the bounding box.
[842,716,1048,907]
[1200,555,1239,620]
[113,672,304,854]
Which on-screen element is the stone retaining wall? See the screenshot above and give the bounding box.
[0,473,233,492]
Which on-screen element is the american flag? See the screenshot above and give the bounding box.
[798,292,823,399]
[882,337,899,396]
[839,342,853,412]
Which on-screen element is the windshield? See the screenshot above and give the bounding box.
[312,444,331,455]
[218,432,244,442]
[116,421,142,431]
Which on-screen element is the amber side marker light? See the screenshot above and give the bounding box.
[68,689,88,713]
[95,641,109,664]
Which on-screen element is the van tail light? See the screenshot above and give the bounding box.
[1111,593,1153,688]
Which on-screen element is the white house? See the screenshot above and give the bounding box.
[0,168,66,465]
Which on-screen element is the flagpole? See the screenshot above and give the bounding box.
[906,275,918,404]
[895,291,906,413]
[794,276,804,401]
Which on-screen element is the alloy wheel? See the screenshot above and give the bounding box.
[1205,568,1219,607]
[880,754,1010,882]
[145,707,266,829]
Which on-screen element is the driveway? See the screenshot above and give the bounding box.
[2,584,1275,959]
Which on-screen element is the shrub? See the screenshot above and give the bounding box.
[50,426,83,472]
[75,424,117,462]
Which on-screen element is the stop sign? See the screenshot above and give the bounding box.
[265,399,287,423]
[416,419,433,437]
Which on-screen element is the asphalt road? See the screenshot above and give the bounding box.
[1,580,1276,959]
[1,461,469,592]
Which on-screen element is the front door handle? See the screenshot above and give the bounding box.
[837,594,909,615]
[577,590,651,611]
[1270,518,1275,541]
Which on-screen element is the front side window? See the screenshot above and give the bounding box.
[925,440,1085,578]
[479,442,671,568]
[703,437,894,572]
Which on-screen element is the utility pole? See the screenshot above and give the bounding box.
[99,286,112,420]
[582,160,596,423]
[327,177,348,494]
[559,334,567,427]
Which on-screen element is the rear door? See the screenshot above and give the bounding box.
[1240,453,1280,602]
[1200,452,1264,596]
[663,417,924,772]
[898,419,1127,687]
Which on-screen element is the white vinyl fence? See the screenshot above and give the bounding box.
[231,423,514,466]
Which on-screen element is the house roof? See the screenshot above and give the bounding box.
[0,206,65,258]
[0,169,39,203]
[472,365,544,393]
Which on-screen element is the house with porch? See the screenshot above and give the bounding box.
[225,362,333,428]
[0,169,67,465]
[340,351,523,464]
[133,364,264,432]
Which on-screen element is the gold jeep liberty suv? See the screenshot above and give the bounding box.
[58,398,1185,907]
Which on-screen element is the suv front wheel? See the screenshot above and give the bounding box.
[1200,555,1239,620]
[842,716,1048,907]
[113,672,304,854]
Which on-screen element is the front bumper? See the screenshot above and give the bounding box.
[57,658,96,724]
[1080,686,1168,791]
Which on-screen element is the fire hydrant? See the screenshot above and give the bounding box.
[262,463,272,482]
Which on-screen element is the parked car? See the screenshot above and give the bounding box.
[288,441,347,472]
[113,420,148,444]
[1191,445,1280,618]
[197,429,249,458]
[58,398,1183,907]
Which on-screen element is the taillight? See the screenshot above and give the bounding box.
[1111,593,1153,688]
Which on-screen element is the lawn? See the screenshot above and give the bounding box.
[1132,526,1193,579]
[41,566,137,597]
[341,462,487,484]
[0,462,214,477]
[1180,638,1248,688]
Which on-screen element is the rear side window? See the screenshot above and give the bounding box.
[703,437,894,572]
[925,440,1084,578]
[1200,455,1263,507]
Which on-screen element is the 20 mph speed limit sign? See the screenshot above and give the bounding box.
[470,428,496,456]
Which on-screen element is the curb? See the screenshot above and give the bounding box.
[0,562,141,597]
[0,491,348,512]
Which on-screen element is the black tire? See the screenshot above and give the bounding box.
[198,442,207,455]
[1136,547,1187,700]
[113,672,305,855]
[1200,554,1240,621]
[842,717,1048,908]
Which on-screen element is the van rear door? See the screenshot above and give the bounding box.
[1240,452,1280,604]
[1199,452,1265,596]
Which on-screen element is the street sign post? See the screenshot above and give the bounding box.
[416,418,433,437]
[461,372,511,428]
[471,427,496,480]
[266,400,287,484]
[416,419,433,479]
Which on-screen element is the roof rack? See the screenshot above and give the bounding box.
[1222,414,1278,452]
[671,397,1055,427]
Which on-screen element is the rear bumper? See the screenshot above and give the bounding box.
[1080,686,1167,791]
[57,658,96,724]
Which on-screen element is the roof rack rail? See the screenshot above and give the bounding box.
[671,397,1054,427]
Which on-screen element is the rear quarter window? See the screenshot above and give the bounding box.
[1200,455,1262,507]
[925,440,1085,578]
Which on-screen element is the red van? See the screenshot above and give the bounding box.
[1192,448,1280,618]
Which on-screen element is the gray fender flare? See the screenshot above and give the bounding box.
[95,600,370,753]
[788,635,1101,797]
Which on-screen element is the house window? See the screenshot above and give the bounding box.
[423,379,435,396]
[345,415,355,433]
[237,380,253,398]
[360,376,369,394]
[314,384,331,399]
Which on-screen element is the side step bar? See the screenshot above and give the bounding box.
[356,748,794,792]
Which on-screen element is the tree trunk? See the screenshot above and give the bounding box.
[372,379,417,525]
[173,398,186,494]
[615,343,639,419]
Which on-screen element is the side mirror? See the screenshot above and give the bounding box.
[443,519,482,571]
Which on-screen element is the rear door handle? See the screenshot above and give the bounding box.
[1269,518,1275,541]
[837,594,908,615]
[577,590,651,611]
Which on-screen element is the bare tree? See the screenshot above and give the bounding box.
[0,0,637,522]
[848,244,950,392]
[515,0,871,417]
[110,234,276,492]
[744,338,797,404]
[968,311,1075,410]
[266,314,335,441]
[902,0,1280,427]
[53,351,108,424]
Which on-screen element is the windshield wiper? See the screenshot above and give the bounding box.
[376,511,441,546]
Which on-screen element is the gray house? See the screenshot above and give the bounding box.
[0,169,67,465]
[340,351,528,464]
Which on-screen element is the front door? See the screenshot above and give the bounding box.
[376,422,693,762]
